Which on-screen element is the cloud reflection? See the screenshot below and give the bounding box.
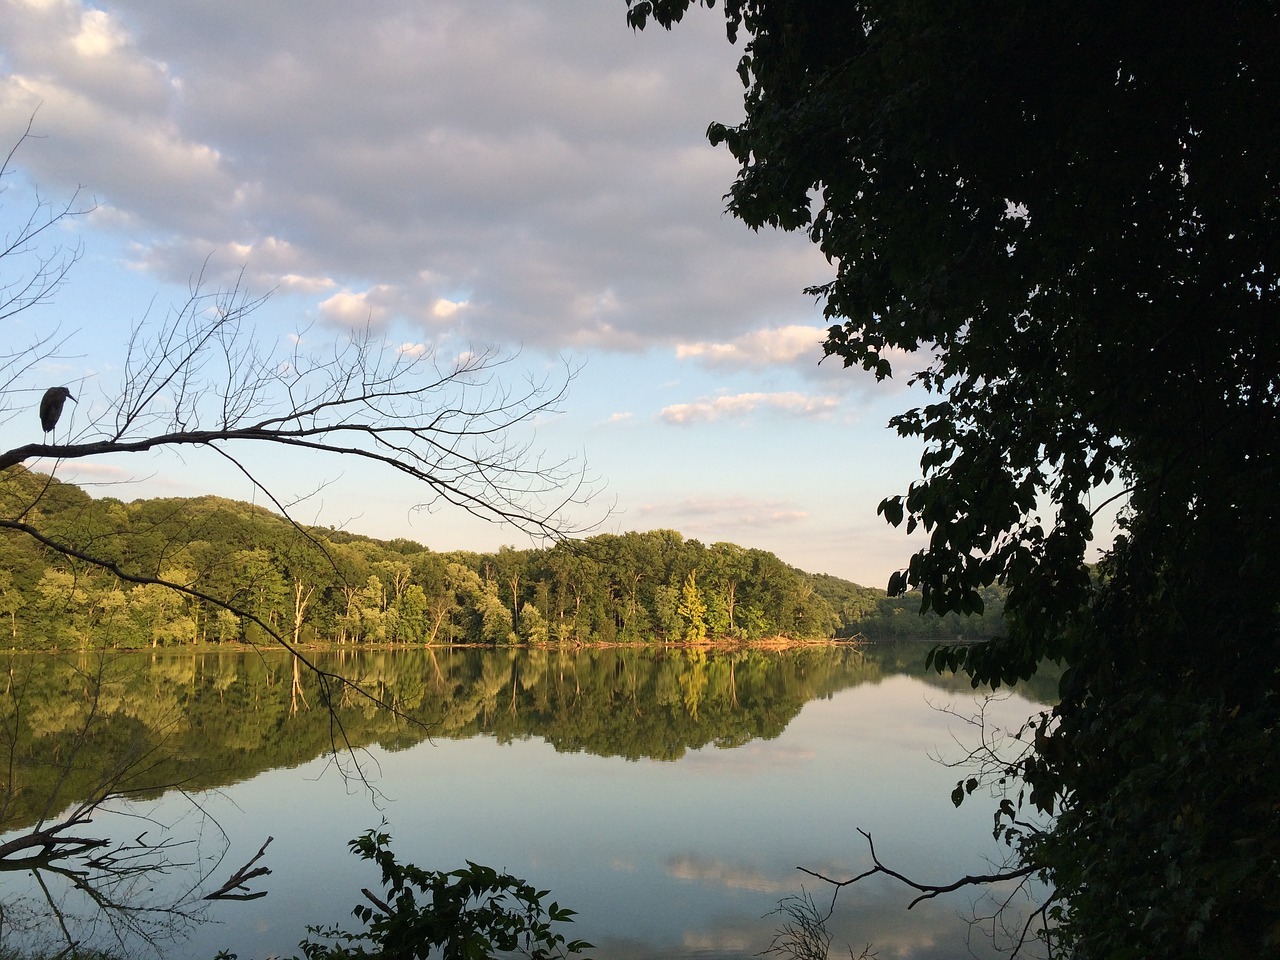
[681,740,816,775]
[666,854,791,893]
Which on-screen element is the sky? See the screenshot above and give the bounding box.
[0,0,931,588]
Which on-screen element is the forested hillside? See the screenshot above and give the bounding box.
[0,468,1003,648]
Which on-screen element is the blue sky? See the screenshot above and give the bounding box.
[0,0,930,587]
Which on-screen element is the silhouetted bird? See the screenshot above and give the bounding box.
[39,386,76,434]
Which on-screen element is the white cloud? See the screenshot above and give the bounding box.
[676,324,826,368]
[660,391,838,424]
[431,297,467,319]
[317,286,395,328]
[71,8,123,57]
[278,273,335,295]
[0,0,830,352]
[675,324,935,394]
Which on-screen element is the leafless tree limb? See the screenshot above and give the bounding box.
[203,836,273,901]
[361,886,394,917]
[1,276,595,537]
[798,829,1039,912]
[0,116,94,326]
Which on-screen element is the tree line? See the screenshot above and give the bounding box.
[0,467,1003,650]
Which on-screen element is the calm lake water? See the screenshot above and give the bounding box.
[0,643,1054,959]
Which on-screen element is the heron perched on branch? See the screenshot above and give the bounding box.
[39,386,76,435]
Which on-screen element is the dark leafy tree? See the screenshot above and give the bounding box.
[300,828,591,960]
[629,2,1280,956]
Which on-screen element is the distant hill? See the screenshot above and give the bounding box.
[0,467,1004,650]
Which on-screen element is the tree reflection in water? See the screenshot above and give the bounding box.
[0,643,1053,958]
[0,652,273,956]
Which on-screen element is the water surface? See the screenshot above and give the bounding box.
[0,643,1052,959]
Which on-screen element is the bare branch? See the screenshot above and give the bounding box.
[0,115,94,325]
[0,823,109,865]
[361,886,394,917]
[2,284,596,538]
[798,829,1038,911]
[204,836,273,901]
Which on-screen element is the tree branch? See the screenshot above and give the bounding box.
[798,828,1038,911]
[204,836,273,901]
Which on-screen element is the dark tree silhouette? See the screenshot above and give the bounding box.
[629,2,1280,956]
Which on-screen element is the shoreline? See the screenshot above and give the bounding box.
[1,635,988,657]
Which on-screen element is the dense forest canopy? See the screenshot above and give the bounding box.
[0,468,1002,650]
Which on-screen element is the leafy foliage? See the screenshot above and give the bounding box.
[629,1,1280,956]
[298,828,591,960]
[0,471,990,649]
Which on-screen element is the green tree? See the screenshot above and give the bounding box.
[375,559,414,609]
[629,2,1280,956]
[437,562,486,644]
[706,541,750,638]
[517,602,550,644]
[0,570,25,640]
[608,532,661,641]
[357,574,389,643]
[477,578,517,645]
[129,581,194,647]
[541,546,602,642]
[34,569,86,647]
[490,546,531,636]
[279,537,337,647]
[653,583,681,640]
[94,585,131,648]
[395,583,429,643]
[229,548,288,642]
[676,570,708,643]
